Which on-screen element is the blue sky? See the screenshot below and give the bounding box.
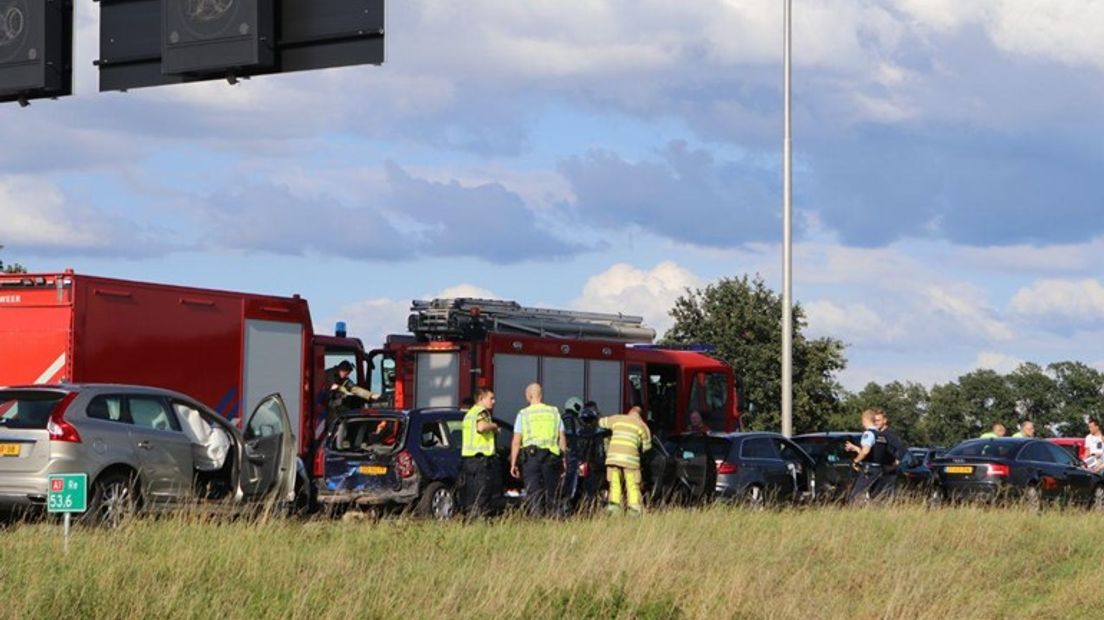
[2,0,1103,390]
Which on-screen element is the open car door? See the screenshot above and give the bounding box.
[239,394,297,502]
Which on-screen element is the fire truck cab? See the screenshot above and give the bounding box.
[366,298,741,434]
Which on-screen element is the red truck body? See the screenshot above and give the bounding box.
[0,272,367,458]
[369,300,741,433]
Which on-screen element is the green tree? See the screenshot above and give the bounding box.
[1048,361,1104,435]
[1007,362,1059,432]
[664,275,847,433]
[0,245,27,274]
[842,381,931,445]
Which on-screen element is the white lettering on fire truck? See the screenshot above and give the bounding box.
[0,295,21,303]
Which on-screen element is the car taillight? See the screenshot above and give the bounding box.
[46,392,80,443]
[312,447,326,478]
[578,462,589,477]
[987,464,1010,477]
[395,450,415,478]
[717,461,739,475]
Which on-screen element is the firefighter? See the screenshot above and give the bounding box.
[324,361,379,412]
[510,383,567,517]
[599,405,652,516]
[461,388,500,517]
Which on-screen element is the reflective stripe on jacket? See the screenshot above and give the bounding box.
[599,414,651,470]
[462,405,496,457]
[517,403,562,455]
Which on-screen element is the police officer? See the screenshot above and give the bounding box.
[846,408,882,505]
[510,383,567,517]
[461,388,500,517]
[869,411,904,501]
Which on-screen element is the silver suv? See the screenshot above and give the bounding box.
[0,384,296,525]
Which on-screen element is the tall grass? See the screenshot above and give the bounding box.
[2,503,1097,619]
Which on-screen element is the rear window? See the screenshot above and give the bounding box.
[0,391,66,430]
[946,440,1018,459]
[331,416,406,453]
[673,435,732,461]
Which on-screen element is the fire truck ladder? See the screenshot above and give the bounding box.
[408,298,657,342]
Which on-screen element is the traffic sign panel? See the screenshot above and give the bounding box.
[47,473,87,513]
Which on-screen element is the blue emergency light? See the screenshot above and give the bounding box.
[335,321,347,338]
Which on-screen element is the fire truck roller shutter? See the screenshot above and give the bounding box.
[415,351,459,408]
[541,357,584,419]
[586,360,622,416]
[492,354,538,426]
[242,320,304,446]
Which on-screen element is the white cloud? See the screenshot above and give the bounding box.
[437,284,498,299]
[573,261,702,337]
[804,300,904,346]
[971,350,1024,374]
[1010,278,1104,322]
[0,176,167,256]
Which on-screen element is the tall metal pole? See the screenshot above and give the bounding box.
[781,0,794,437]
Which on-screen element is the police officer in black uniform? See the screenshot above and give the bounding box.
[847,408,883,505]
[870,411,904,500]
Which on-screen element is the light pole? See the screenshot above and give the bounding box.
[781,0,794,437]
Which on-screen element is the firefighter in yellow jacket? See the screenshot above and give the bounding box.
[599,406,651,516]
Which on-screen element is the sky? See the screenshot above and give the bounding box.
[2,0,1103,391]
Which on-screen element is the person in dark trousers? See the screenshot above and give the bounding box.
[460,388,500,517]
[510,383,567,517]
[846,408,882,505]
[869,411,904,501]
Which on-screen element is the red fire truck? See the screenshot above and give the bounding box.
[0,272,371,459]
[366,298,741,433]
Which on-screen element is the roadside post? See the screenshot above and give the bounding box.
[47,474,87,552]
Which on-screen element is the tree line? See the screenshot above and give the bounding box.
[664,275,1104,445]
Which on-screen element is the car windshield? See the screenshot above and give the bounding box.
[331,416,405,454]
[0,391,66,430]
[946,440,1018,459]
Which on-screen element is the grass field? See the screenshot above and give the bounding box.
[2,504,1098,619]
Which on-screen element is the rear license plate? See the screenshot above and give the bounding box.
[359,465,388,475]
[0,443,21,457]
[945,465,973,474]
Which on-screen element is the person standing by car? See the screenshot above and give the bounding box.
[980,423,1006,439]
[1013,421,1035,438]
[461,388,500,517]
[870,411,905,500]
[1084,419,1104,473]
[599,406,652,516]
[845,409,882,505]
[510,383,567,517]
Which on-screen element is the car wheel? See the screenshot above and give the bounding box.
[742,484,765,509]
[418,482,456,520]
[1024,484,1042,512]
[927,488,944,509]
[84,472,139,528]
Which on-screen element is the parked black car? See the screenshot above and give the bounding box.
[314,408,519,519]
[930,438,1104,509]
[897,447,947,489]
[669,432,814,505]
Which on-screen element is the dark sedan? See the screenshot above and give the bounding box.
[931,438,1104,509]
[669,432,815,505]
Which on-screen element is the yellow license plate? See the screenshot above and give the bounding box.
[0,443,21,457]
[945,465,973,474]
[359,465,388,475]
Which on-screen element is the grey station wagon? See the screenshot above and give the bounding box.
[0,384,297,526]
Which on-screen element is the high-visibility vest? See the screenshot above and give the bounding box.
[517,403,561,455]
[599,414,651,469]
[462,405,496,457]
